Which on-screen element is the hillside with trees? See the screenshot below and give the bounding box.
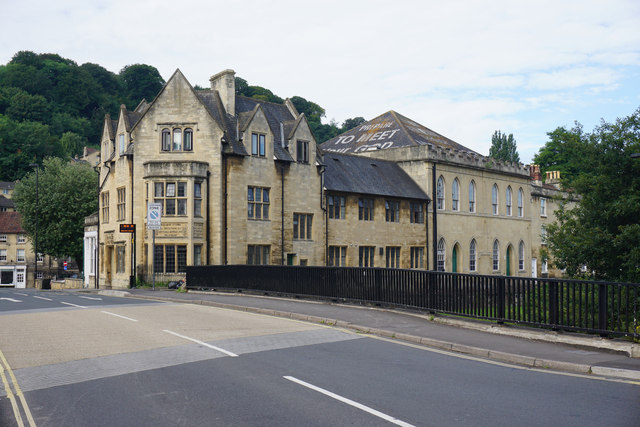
[0,51,362,181]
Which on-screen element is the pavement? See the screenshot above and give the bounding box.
[91,287,640,382]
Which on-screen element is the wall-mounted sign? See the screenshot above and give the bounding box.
[120,224,136,233]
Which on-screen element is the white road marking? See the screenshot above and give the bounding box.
[13,293,28,296]
[33,296,52,301]
[101,311,138,322]
[0,297,22,303]
[79,296,102,301]
[60,301,87,308]
[284,376,414,427]
[163,330,238,357]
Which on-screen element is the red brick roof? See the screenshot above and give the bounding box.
[0,212,25,233]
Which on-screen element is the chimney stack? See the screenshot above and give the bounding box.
[209,69,236,115]
[545,170,561,189]
[530,164,542,184]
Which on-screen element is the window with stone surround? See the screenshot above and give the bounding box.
[297,140,309,163]
[17,234,26,244]
[154,244,187,273]
[469,180,476,212]
[117,187,126,221]
[358,246,375,267]
[0,249,6,261]
[116,245,125,273]
[452,178,460,211]
[101,192,109,223]
[154,182,187,216]
[251,133,266,157]
[17,249,25,263]
[328,246,346,266]
[328,195,345,219]
[161,128,193,152]
[386,246,401,268]
[293,213,313,240]
[410,202,424,224]
[248,245,270,265]
[410,247,424,269]
[385,200,399,222]
[194,182,202,217]
[358,198,374,221]
[248,187,269,220]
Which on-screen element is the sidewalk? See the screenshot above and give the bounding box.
[98,288,640,381]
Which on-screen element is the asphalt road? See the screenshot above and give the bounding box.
[1,289,639,426]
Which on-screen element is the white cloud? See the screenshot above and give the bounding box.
[2,0,639,164]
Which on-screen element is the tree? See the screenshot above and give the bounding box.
[12,157,98,270]
[341,117,366,132]
[545,108,640,282]
[119,64,165,107]
[532,124,594,187]
[489,130,520,163]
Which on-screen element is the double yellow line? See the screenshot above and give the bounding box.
[0,349,35,427]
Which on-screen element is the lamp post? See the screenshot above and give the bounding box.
[29,163,39,288]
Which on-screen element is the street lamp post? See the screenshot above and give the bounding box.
[29,164,39,288]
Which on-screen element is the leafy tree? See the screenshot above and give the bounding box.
[489,130,520,163]
[532,124,595,187]
[545,108,640,282]
[12,157,98,269]
[119,64,165,107]
[341,117,366,132]
[0,115,62,181]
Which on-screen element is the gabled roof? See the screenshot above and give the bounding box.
[236,96,295,162]
[322,110,478,155]
[0,212,24,233]
[196,91,247,156]
[323,152,429,201]
[0,195,14,208]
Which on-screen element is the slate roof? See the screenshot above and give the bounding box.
[0,182,15,191]
[323,152,429,201]
[0,211,24,233]
[196,91,248,156]
[322,110,478,155]
[0,195,14,209]
[236,96,296,162]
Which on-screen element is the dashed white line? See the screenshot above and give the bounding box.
[284,376,414,427]
[60,301,87,309]
[101,311,138,322]
[79,296,102,301]
[163,330,238,357]
[33,296,52,301]
[13,292,28,296]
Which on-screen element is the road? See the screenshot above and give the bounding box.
[1,288,639,426]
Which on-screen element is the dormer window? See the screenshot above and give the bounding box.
[297,140,309,163]
[118,134,125,155]
[161,127,193,152]
[252,133,266,157]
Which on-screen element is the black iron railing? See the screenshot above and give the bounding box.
[186,265,640,338]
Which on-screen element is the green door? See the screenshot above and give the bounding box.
[452,246,458,273]
[506,247,511,276]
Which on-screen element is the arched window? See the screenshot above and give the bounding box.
[518,241,525,271]
[518,188,524,217]
[492,240,500,271]
[469,239,477,271]
[437,238,446,271]
[469,180,476,212]
[452,178,460,211]
[492,184,499,215]
[173,128,182,151]
[437,176,445,210]
[506,186,512,216]
[184,128,193,151]
[161,128,171,151]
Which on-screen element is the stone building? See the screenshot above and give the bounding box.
[0,211,56,287]
[96,69,569,289]
[322,111,571,277]
[98,69,323,288]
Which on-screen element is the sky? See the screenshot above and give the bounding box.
[1,0,639,163]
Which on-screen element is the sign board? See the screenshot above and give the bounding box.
[63,261,68,271]
[120,224,136,233]
[147,203,162,230]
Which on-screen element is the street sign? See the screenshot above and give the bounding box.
[63,261,68,271]
[147,203,162,230]
[120,224,136,233]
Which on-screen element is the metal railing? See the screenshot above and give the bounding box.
[186,265,640,338]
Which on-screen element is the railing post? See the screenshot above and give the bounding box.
[549,281,558,328]
[497,276,505,324]
[598,283,608,337]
